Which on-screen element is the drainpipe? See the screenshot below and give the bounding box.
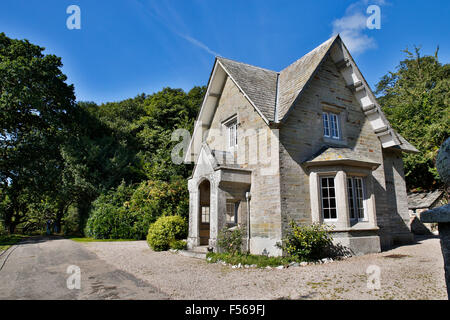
[245,191,251,254]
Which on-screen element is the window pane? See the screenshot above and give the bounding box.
[328,178,334,187]
[331,114,339,138]
[321,177,337,220]
[202,206,210,223]
[347,177,365,220]
[347,178,355,219]
[323,113,330,137]
[330,208,337,219]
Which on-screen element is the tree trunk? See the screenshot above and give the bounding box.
[8,223,16,234]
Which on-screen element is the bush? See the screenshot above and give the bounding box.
[147,215,187,251]
[277,221,333,261]
[85,182,138,239]
[129,179,189,238]
[85,179,190,240]
[169,239,187,250]
[217,227,244,255]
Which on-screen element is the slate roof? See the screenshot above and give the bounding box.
[217,57,278,122]
[216,37,336,123]
[208,35,417,154]
[407,190,445,209]
[277,36,336,121]
[303,146,380,168]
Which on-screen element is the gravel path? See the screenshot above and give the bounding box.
[82,236,447,300]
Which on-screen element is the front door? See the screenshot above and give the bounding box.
[199,206,210,245]
[198,180,211,246]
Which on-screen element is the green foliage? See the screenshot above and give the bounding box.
[217,227,244,255]
[129,179,189,236]
[376,47,450,189]
[84,182,138,239]
[206,252,294,268]
[67,237,135,243]
[0,234,27,251]
[0,32,77,232]
[277,221,333,261]
[146,215,187,251]
[169,239,187,250]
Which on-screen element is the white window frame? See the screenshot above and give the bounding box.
[347,176,367,221]
[323,112,340,140]
[320,176,338,222]
[224,116,238,150]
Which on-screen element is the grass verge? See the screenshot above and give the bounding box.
[66,236,137,243]
[0,234,28,252]
[206,252,303,268]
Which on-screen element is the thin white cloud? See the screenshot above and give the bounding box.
[134,0,219,57]
[178,34,219,57]
[331,0,386,55]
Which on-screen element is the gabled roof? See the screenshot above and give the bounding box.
[217,57,278,122]
[277,36,337,121]
[184,35,419,163]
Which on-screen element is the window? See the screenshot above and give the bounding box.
[323,112,340,139]
[201,206,210,223]
[347,177,365,220]
[226,202,239,224]
[320,177,337,220]
[225,117,238,149]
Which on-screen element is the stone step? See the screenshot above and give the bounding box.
[178,250,207,259]
[192,245,209,253]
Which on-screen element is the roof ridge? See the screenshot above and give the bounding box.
[279,35,338,74]
[216,56,277,74]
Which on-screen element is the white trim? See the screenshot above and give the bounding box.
[319,176,338,221]
[184,61,221,163]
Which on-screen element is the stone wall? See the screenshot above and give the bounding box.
[279,55,384,236]
[205,76,283,256]
[382,148,414,246]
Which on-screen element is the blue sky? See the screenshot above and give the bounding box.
[1,0,449,103]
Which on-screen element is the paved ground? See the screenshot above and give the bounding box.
[0,237,168,300]
[0,235,447,300]
[83,236,448,300]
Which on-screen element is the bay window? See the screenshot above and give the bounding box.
[347,177,366,220]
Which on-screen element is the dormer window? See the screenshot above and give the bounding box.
[224,116,238,149]
[323,112,340,139]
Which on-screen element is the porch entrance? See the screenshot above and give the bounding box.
[199,180,210,245]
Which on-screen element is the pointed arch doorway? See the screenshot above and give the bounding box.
[198,179,211,245]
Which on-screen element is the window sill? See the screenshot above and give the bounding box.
[330,223,379,232]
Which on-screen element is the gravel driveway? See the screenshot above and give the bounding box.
[82,235,447,300]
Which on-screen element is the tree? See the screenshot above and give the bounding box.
[376,47,450,190]
[0,33,77,232]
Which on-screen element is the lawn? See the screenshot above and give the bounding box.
[0,234,28,252]
[66,236,137,243]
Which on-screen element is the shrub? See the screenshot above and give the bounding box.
[129,179,189,238]
[147,215,187,251]
[85,182,138,239]
[169,239,187,250]
[277,221,333,261]
[217,227,244,255]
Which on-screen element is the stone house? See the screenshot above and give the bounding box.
[184,35,418,256]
